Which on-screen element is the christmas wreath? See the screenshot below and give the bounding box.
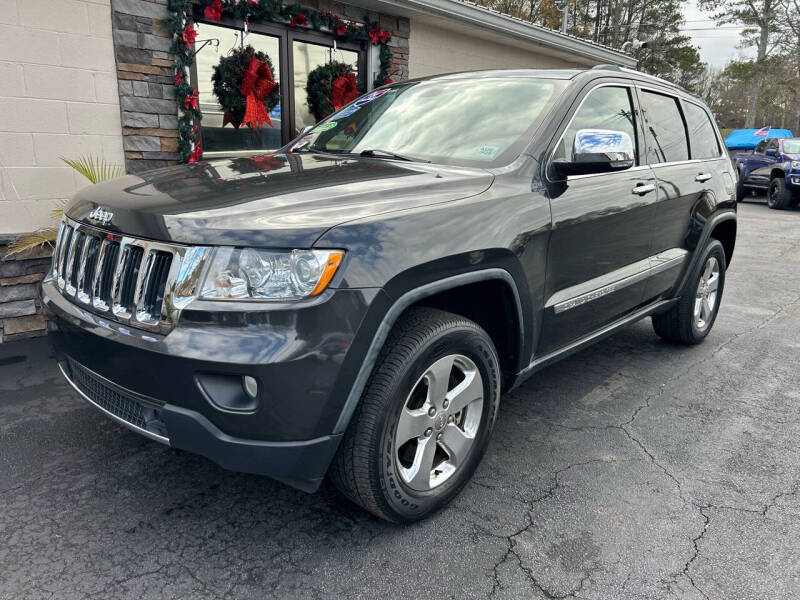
[212,45,281,130]
[305,61,360,122]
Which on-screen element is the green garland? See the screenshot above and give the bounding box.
[166,0,394,163]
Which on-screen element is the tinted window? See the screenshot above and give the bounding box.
[640,91,689,164]
[767,138,780,151]
[754,140,767,154]
[556,86,639,165]
[683,102,720,159]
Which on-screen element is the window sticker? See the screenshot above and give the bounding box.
[353,89,388,107]
[476,145,500,160]
[314,121,338,132]
[330,105,360,120]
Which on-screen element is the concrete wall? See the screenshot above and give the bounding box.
[0,0,124,237]
[408,18,583,78]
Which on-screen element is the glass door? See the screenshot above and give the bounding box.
[291,40,359,136]
[195,22,284,156]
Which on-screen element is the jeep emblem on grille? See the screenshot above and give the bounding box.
[88,206,113,225]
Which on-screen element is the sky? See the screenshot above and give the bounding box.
[682,0,757,68]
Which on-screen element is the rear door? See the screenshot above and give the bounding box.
[750,138,780,184]
[745,140,770,184]
[538,82,657,355]
[637,88,696,301]
[642,92,731,301]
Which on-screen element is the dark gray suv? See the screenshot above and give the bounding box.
[43,66,737,522]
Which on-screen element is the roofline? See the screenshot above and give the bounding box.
[355,0,638,68]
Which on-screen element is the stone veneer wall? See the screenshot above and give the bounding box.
[110,0,409,174]
[0,243,53,342]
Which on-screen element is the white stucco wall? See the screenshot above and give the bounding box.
[0,0,124,236]
[409,18,584,78]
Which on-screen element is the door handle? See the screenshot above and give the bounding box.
[632,183,655,195]
[695,173,713,183]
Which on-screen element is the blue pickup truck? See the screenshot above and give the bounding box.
[734,137,800,209]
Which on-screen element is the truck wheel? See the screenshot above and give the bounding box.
[767,177,792,209]
[735,171,746,202]
[329,307,500,523]
[652,239,726,345]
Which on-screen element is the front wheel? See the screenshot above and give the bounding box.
[768,177,792,209]
[329,307,500,523]
[652,239,726,345]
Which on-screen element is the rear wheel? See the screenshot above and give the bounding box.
[330,307,501,523]
[767,177,792,209]
[652,239,726,345]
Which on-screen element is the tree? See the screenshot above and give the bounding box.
[698,0,783,127]
[777,0,800,131]
[473,0,707,90]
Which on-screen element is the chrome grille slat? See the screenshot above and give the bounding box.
[47,217,205,334]
[64,231,83,296]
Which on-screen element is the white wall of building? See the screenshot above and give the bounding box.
[0,0,124,236]
[409,18,584,78]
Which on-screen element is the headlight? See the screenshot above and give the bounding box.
[200,248,344,300]
[792,161,800,169]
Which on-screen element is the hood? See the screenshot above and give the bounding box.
[65,153,494,247]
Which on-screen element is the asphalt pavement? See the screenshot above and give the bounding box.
[1,198,799,599]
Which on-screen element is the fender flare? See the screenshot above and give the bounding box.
[674,209,736,296]
[332,268,524,434]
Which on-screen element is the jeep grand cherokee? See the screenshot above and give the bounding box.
[43,66,737,522]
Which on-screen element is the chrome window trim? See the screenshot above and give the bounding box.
[636,85,727,163]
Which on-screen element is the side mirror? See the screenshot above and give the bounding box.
[766,148,777,156]
[552,129,635,177]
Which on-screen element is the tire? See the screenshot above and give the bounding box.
[735,170,746,202]
[329,307,501,523]
[767,177,792,210]
[652,238,726,345]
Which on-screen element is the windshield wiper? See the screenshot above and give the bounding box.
[359,149,430,163]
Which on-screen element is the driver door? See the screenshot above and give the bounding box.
[538,83,657,355]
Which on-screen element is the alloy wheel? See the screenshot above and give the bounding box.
[394,354,484,491]
[694,256,720,330]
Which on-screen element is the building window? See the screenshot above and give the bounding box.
[193,18,366,158]
[196,22,284,156]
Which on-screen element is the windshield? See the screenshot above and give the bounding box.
[290,78,566,168]
[783,140,800,154]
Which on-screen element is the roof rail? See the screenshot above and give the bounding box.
[591,64,622,71]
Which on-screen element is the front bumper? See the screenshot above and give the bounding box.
[43,278,384,492]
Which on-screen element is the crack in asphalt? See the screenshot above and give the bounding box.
[488,458,607,599]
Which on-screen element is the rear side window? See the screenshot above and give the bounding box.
[683,102,721,159]
[555,86,639,165]
[640,91,689,164]
[754,140,767,154]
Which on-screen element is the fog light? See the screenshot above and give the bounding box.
[791,177,800,185]
[243,376,258,399]
[196,373,259,413]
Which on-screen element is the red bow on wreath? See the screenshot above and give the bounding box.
[290,12,307,27]
[184,88,199,111]
[368,26,390,45]
[182,25,197,45]
[204,0,222,21]
[239,57,277,129]
[331,73,358,111]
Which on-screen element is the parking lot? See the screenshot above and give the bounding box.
[1,199,799,600]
